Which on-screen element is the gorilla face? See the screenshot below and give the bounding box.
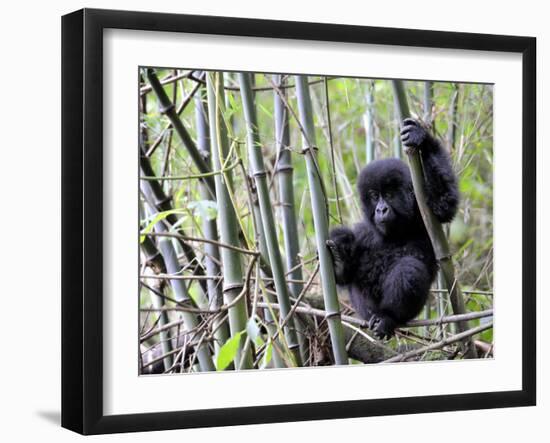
[358,158,417,236]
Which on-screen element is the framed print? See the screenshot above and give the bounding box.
[61,8,536,435]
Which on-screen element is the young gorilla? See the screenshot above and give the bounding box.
[327,118,458,339]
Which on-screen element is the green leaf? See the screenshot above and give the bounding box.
[139,209,187,243]
[216,331,244,371]
[246,317,264,347]
[188,200,218,221]
[226,93,240,118]
[188,284,209,308]
[258,103,273,119]
[260,341,273,369]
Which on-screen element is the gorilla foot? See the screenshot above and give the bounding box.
[368,314,396,340]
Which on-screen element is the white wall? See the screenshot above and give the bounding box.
[0,0,545,441]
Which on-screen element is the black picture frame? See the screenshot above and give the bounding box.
[61,8,536,435]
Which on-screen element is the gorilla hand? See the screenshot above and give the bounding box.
[326,227,356,285]
[400,118,430,154]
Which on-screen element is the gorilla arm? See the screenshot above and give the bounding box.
[400,118,459,223]
[325,226,357,285]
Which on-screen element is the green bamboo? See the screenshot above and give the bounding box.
[391,80,477,358]
[240,144,286,367]
[447,83,459,151]
[364,80,375,163]
[239,72,302,367]
[139,187,215,372]
[423,80,447,325]
[206,71,253,369]
[392,94,403,159]
[273,74,309,363]
[423,81,434,127]
[146,69,215,198]
[154,219,216,371]
[140,174,215,371]
[273,74,304,300]
[139,139,207,293]
[423,81,434,322]
[247,184,287,368]
[140,235,174,372]
[193,82,230,355]
[294,75,348,365]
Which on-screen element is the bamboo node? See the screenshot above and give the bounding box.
[252,170,267,178]
[155,195,172,207]
[144,251,162,266]
[300,145,319,155]
[274,165,293,174]
[325,311,342,320]
[436,253,453,262]
[159,102,175,114]
[222,283,245,293]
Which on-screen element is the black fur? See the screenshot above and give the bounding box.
[327,118,458,339]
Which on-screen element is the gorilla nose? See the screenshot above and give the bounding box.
[376,206,388,215]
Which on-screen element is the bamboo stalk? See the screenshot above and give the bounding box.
[273,74,309,363]
[139,143,207,294]
[140,86,174,371]
[294,75,348,365]
[423,81,434,127]
[155,226,215,372]
[238,72,302,367]
[423,85,434,323]
[391,80,477,358]
[423,81,449,333]
[392,93,403,159]
[193,81,230,355]
[242,170,287,368]
[364,80,375,163]
[447,83,459,152]
[140,235,174,371]
[206,71,253,369]
[141,206,215,372]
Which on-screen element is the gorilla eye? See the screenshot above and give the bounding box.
[383,190,394,200]
[368,190,378,200]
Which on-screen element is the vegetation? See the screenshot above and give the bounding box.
[139,69,494,374]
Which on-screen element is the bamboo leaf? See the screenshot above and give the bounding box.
[258,103,273,119]
[139,209,187,243]
[216,331,244,371]
[188,200,218,221]
[246,317,264,347]
[260,341,273,369]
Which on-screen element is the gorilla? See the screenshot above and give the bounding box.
[327,118,458,339]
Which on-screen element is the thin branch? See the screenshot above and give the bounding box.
[140,159,240,181]
[140,70,195,95]
[145,232,259,256]
[383,321,493,363]
[188,73,330,92]
[256,302,492,330]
